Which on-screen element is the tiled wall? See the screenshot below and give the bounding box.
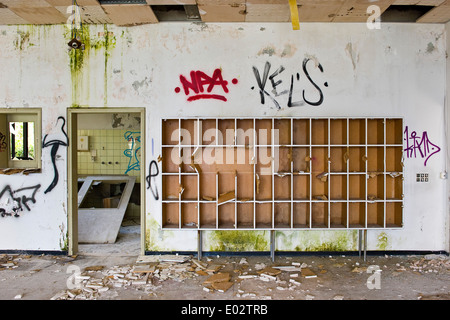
[77,129,141,183]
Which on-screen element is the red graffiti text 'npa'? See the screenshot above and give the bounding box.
[175,68,238,102]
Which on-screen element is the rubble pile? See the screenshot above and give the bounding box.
[408,254,450,274]
[49,255,324,300]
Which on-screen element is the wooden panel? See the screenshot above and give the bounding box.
[333,0,394,22]
[0,8,29,24]
[9,7,67,24]
[245,3,290,22]
[198,4,246,22]
[298,3,344,22]
[101,4,158,25]
[1,0,51,8]
[45,0,100,5]
[54,5,112,23]
[416,0,450,22]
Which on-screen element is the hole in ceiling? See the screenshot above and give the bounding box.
[151,5,201,22]
[380,5,434,22]
[98,0,147,4]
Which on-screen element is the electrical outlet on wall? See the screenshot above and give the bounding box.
[416,173,429,182]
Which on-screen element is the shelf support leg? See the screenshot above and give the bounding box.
[363,229,367,262]
[358,230,362,258]
[270,230,275,262]
[198,230,202,260]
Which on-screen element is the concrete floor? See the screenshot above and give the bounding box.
[0,220,448,305]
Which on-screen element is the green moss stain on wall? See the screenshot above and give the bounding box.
[206,231,269,252]
[277,230,358,252]
[377,232,389,250]
[65,25,117,108]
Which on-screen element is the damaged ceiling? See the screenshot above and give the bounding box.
[0,0,449,26]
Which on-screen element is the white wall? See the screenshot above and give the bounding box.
[0,22,447,252]
[446,21,450,253]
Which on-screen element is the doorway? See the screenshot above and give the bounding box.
[67,108,146,257]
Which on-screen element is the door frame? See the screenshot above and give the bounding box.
[67,107,146,256]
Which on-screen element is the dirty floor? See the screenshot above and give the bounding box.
[0,251,449,303]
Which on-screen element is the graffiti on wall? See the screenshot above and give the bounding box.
[0,132,6,152]
[124,131,141,174]
[251,58,328,110]
[0,184,41,217]
[146,160,159,200]
[404,126,440,166]
[42,116,68,194]
[174,68,239,102]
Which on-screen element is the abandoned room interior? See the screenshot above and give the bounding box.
[0,0,449,301]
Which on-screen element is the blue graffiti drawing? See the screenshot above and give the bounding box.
[404,126,440,166]
[124,131,141,174]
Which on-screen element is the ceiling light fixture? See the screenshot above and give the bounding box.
[68,0,85,51]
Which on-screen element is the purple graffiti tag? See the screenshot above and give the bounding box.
[404,126,440,166]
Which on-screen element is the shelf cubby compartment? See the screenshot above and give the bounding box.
[255,203,272,229]
[181,175,198,200]
[293,202,310,228]
[255,118,272,145]
[330,119,347,145]
[179,147,196,173]
[237,202,254,229]
[330,147,348,172]
[162,119,179,145]
[162,202,180,228]
[199,203,216,229]
[311,202,328,228]
[293,119,310,145]
[236,119,254,146]
[348,202,365,228]
[330,202,347,228]
[348,119,365,145]
[348,147,366,172]
[330,174,347,200]
[386,174,403,200]
[274,118,291,145]
[367,173,384,201]
[349,174,365,200]
[293,174,310,200]
[180,119,198,145]
[367,119,384,145]
[311,119,328,145]
[255,146,272,201]
[162,147,180,173]
[218,172,236,202]
[218,202,235,229]
[386,202,403,228]
[292,147,310,172]
[274,174,291,200]
[274,202,291,228]
[274,146,292,173]
[311,147,328,173]
[386,147,403,172]
[386,118,403,145]
[367,202,384,228]
[201,119,217,146]
[237,172,254,201]
[218,119,235,145]
[367,147,384,173]
[200,173,216,201]
[181,203,198,228]
[162,175,180,201]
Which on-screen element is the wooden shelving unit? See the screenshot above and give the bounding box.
[161,118,404,230]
